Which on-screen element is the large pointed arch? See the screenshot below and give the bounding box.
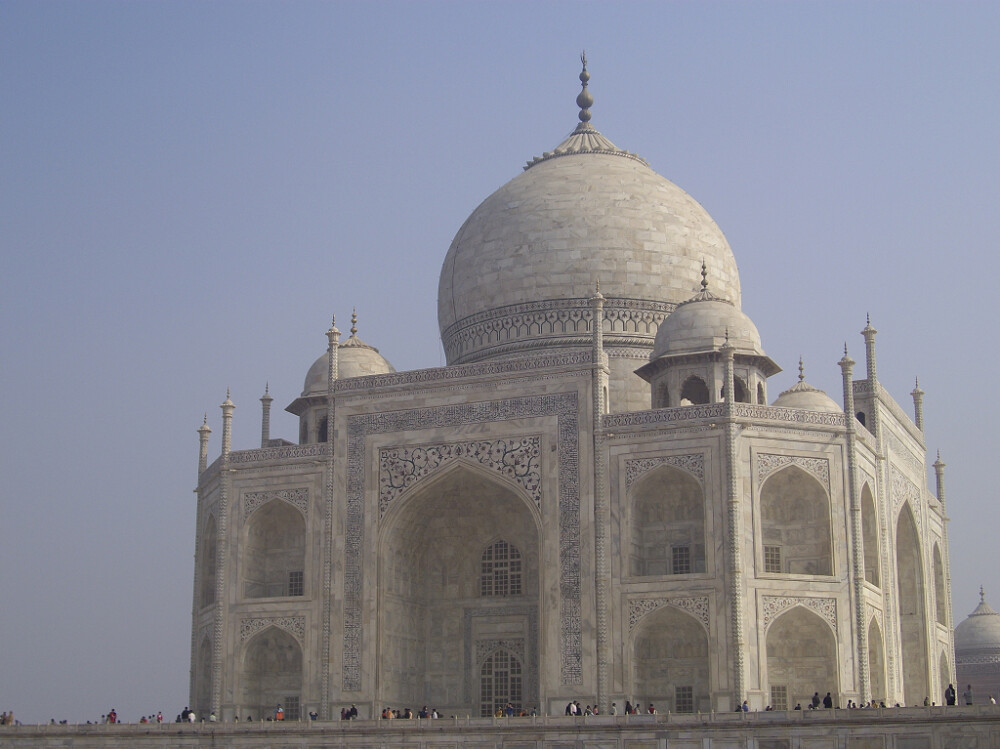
[240,626,302,721]
[896,502,929,705]
[760,465,833,576]
[629,464,706,577]
[631,605,709,713]
[377,462,540,714]
[766,606,839,709]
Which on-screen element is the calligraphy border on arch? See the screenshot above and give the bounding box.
[756,453,830,492]
[343,393,580,692]
[624,454,705,493]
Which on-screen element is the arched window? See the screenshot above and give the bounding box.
[480,649,522,717]
[680,376,710,405]
[481,539,522,597]
[317,415,328,443]
[722,377,750,403]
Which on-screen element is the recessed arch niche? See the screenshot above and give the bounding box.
[629,464,706,577]
[861,484,879,586]
[631,605,709,713]
[766,606,839,709]
[760,465,832,576]
[377,462,540,713]
[241,626,302,721]
[242,499,306,599]
[896,503,929,705]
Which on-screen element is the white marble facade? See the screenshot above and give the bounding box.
[190,62,953,721]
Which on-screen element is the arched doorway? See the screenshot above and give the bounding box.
[896,503,929,705]
[631,605,709,713]
[760,466,833,576]
[479,648,523,717]
[378,464,540,713]
[630,465,706,577]
[767,607,839,709]
[241,626,303,721]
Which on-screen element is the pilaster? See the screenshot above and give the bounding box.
[841,347,870,701]
[590,285,611,710]
[721,340,744,703]
[321,318,340,717]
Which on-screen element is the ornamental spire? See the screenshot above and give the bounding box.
[577,51,593,123]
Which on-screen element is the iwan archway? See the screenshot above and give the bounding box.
[377,462,541,715]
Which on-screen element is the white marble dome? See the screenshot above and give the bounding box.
[437,92,740,368]
[651,287,763,359]
[955,590,1000,654]
[301,323,394,396]
[772,379,842,413]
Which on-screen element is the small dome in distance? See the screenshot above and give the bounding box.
[955,587,1000,655]
[301,312,395,396]
[772,359,842,414]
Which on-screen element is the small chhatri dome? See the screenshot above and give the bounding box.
[772,358,842,413]
[955,587,1000,655]
[650,265,763,359]
[301,310,395,396]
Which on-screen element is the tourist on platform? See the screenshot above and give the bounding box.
[945,683,957,705]
[964,685,974,705]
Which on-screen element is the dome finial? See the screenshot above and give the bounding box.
[701,260,708,292]
[576,50,593,123]
[982,585,987,604]
[351,307,358,337]
[798,357,805,382]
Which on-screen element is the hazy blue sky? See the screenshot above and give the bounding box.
[3,0,998,723]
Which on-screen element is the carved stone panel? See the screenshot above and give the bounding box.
[240,616,306,645]
[761,595,838,633]
[242,488,308,522]
[379,437,542,518]
[624,454,705,492]
[757,454,830,492]
[628,596,711,632]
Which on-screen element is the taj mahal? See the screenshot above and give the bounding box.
[189,59,955,722]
